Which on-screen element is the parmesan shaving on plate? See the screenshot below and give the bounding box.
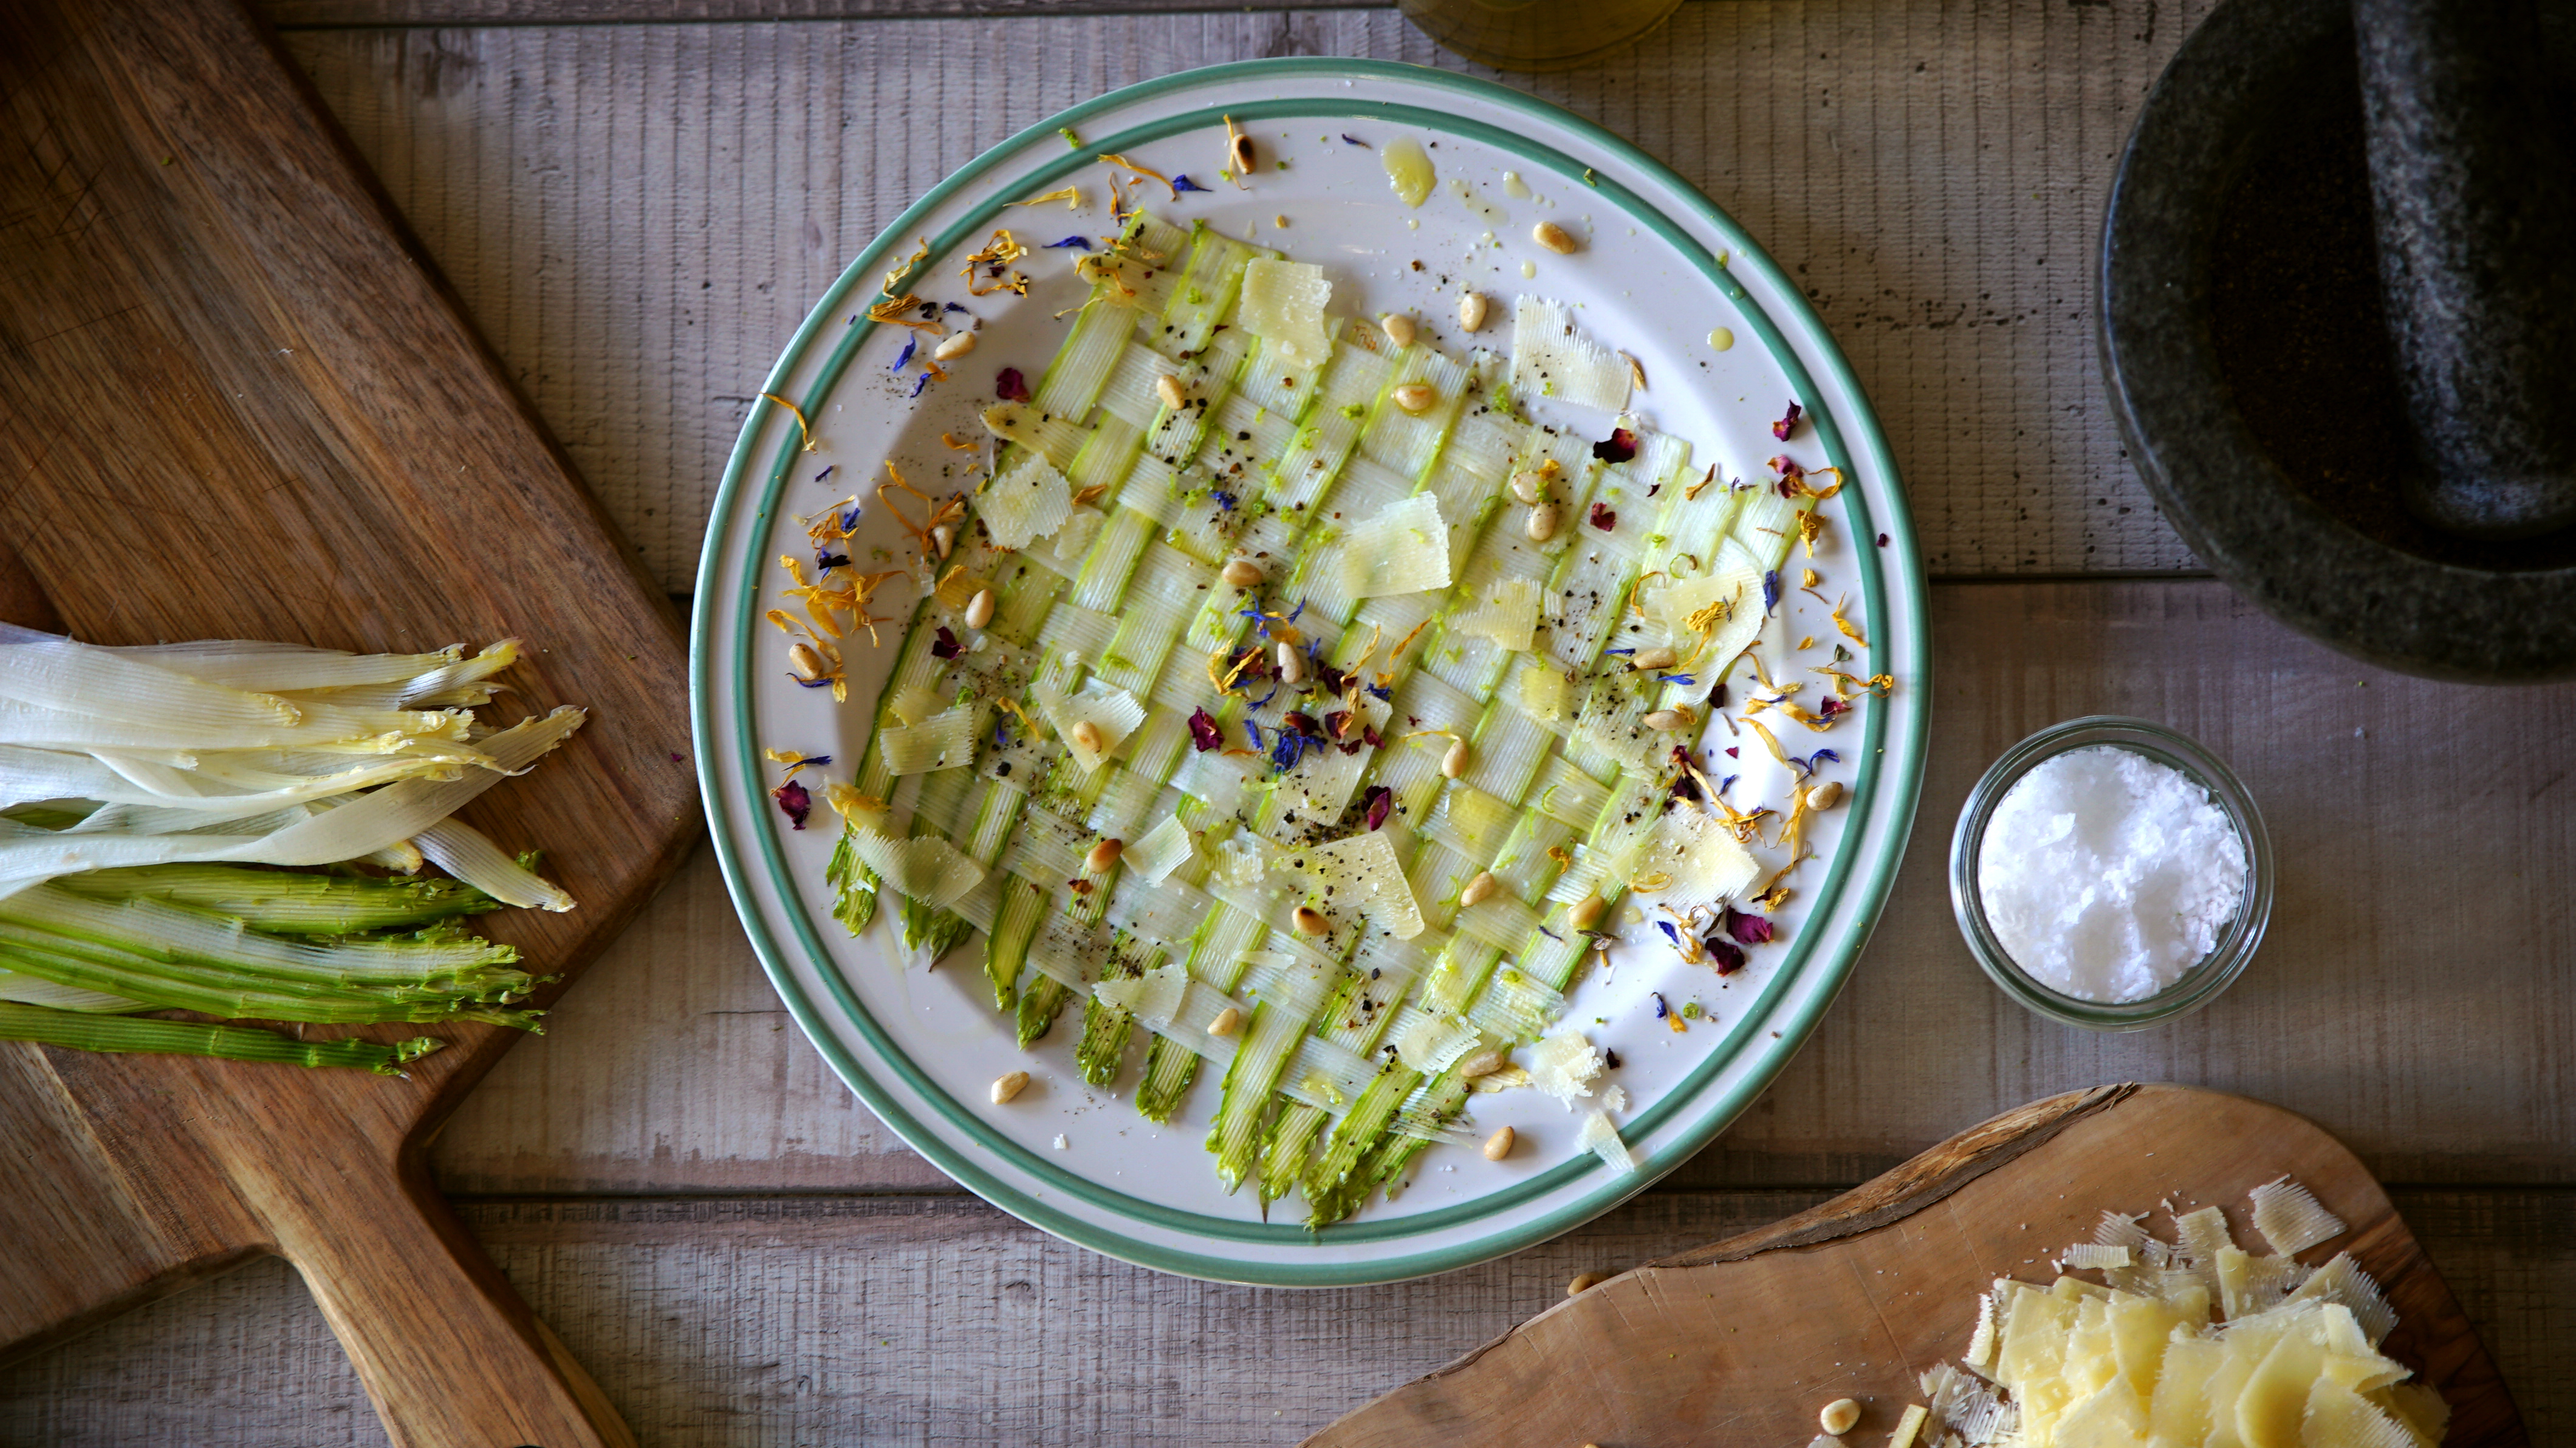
[1335,492,1451,599]
[1527,1027,1603,1107]
[1033,678,1145,770]
[2060,1243,2133,1270]
[880,705,976,774]
[1236,259,1332,367]
[1452,576,1540,652]
[849,830,984,909]
[1634,807,1759,913]
[1509,295,1632,412]
[1289,829,1426,938]
[1574,1109,1635,1172]
[978,451,1074,548]
[1122,815,1193,884]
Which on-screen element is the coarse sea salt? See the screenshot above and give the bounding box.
[1978,745,2247,1003]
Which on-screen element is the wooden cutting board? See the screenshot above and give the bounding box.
[0,1,696,1444]
[1312,1084,2526,1447]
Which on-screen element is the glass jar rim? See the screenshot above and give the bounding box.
[1948,715,2273,1031]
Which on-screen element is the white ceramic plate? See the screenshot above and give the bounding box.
[694,59,1928,1286]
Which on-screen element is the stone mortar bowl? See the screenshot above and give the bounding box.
[2099,0,2576,683]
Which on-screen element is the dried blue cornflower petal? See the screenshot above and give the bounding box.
[1046,236,1094,250]
[891,338,916,372]
[1171,174,1210,193]
[1341,134,1367,146]
[1761,570,1781,613]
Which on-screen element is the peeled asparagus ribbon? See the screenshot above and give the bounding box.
[0,623,586,1073]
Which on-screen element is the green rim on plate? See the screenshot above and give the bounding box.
[693,58,1930,1286]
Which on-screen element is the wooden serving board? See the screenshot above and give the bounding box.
[1312,1084,2525,1447]
[0,1,695,1444]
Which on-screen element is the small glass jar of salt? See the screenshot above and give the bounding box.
[1950,717,2272,1030]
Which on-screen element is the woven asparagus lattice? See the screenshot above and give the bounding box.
[814,212,1832,1228]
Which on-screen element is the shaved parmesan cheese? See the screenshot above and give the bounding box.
[1887,1402,1930,1448]
[2289,1253,2398,1345]
[1515,662,1569,722]
[1093,962,1189,1026]
[1959,1196,2416,1448]
[1038,504,1106,569]
[849,829,984,909]
[1238,259,1332,368]
[1653,539,1766,669]
[1527,1027,1602,1108]
[980,451,1074,548]
[1124,814,1193,884]
[1574,1110,1636,1172]
[1635,806,1760,911]
[880,705,976,774]
[1509,295,1632,412]
[1033,678,1145,771]
[1964,1291,2000,1371]
[888,683,947,726]
[1291,829,1426,938]
[1455,576,1540,652]
[2250,1176,2348,1257]
[1600,1084,1628,1114]
[1336,492,1451,599]
[1389,1010,1481,1075]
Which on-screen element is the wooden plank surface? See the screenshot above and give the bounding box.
[426,578,2576,1197]
[11,2,2576,1443]
[273,0,2213,591]
[4,1185,2569,1446]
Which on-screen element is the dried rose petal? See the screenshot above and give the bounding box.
[1707,937,1747,974]
[1588,502,1617,532]
[1772,400,1803,442]
[995,366,1030,403]
[1819,695,1851,720]
[1362,724,1384,748]
[1363,785,1393,831]
[1591,426,1639,464]
[1187,707,1222,752]
[930,626,962,660]
[1722,906,1775,945]
[771,779,812,830]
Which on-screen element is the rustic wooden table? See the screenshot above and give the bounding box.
[5,2,2571,1443]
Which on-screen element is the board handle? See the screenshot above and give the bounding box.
[265,1150,636,1448]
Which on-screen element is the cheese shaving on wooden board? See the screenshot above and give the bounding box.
[1939,1176,2444,1448]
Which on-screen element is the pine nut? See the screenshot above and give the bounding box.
[1156,374,1187,410]
[1482,1125,1515,1161]
[1440,736,1470,779]
[1380,313,1417,349]
[1459,1048,1508,1079]
[1276,641,1307,684]
[788,642,825,680]
[1085,838,1123,873]
[964,589,996,629]
[1230,131,1256,174]
[1642,706,1695,731]
[1392,382,1437,415]
[1221,558,1263,588]
[1209,1006,1242,1038]
[1630,646,1678,671]
[991,1071,1029,1105]
[1509,469,1549,505]
[1566,1270,1609,1296]
[1459,870,1499,907]
[1806,780,1845,810]
[1569,893,1607,931]
[1820,1398,1862,1436]
[1293,904,1329,935]
[1533,220,1578,254]
[1458,291,1488,332]
[930,523,954,558]
[933,330,976,362]
[1525,502,1561,542]
[1070,720,1105,753]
